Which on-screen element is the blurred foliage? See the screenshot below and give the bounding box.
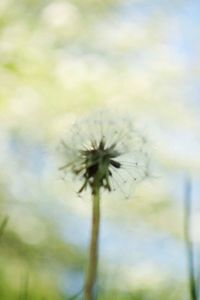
[0,188,85,299]
[0,0,199,299]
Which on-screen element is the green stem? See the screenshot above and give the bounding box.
[183,176,197,300]
[0,216,9,241]
[84,187,100,300]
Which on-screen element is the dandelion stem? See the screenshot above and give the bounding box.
[84,186,100,300]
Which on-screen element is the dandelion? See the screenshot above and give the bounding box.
[59,111,149,300]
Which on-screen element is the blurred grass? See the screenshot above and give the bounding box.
[0,216,9,241]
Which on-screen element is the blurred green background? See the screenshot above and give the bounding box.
[0,0,200,299]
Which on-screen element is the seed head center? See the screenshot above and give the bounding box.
[79,139,121,193]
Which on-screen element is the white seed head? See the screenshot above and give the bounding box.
[59,111,150,196]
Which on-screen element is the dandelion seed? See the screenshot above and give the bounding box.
[58,111,150,300]
[59,112,149,196]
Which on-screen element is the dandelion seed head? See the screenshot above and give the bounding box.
[59,112,150,196]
